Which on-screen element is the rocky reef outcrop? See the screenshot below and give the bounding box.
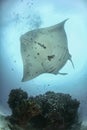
[7,89,80,130]
[7,89,41,128]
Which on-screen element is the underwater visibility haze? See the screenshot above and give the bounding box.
[0,0,87,129]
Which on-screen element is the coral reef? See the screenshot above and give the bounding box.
[30,91,80,130]
[8,89,41,128]
[7,89,80,130]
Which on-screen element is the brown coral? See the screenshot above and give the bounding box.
[8,89,41,128]
[8,89,80,130]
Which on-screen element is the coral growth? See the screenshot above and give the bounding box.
[8,89,41,128]
[30,91,80,130]
[8,89,80,130]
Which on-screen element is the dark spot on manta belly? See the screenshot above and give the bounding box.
[48,55,55,61]
[37,42,46,49]
[27,54,30,57]
[27,72,29,74]
[34,41,37,43]
[34,41,46,49]
[37,53,40,55]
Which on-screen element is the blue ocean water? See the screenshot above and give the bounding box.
[0,0,87,123]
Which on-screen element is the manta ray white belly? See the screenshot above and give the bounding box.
[20,19,73,82]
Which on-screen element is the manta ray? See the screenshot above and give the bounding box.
[20,19,74,82]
